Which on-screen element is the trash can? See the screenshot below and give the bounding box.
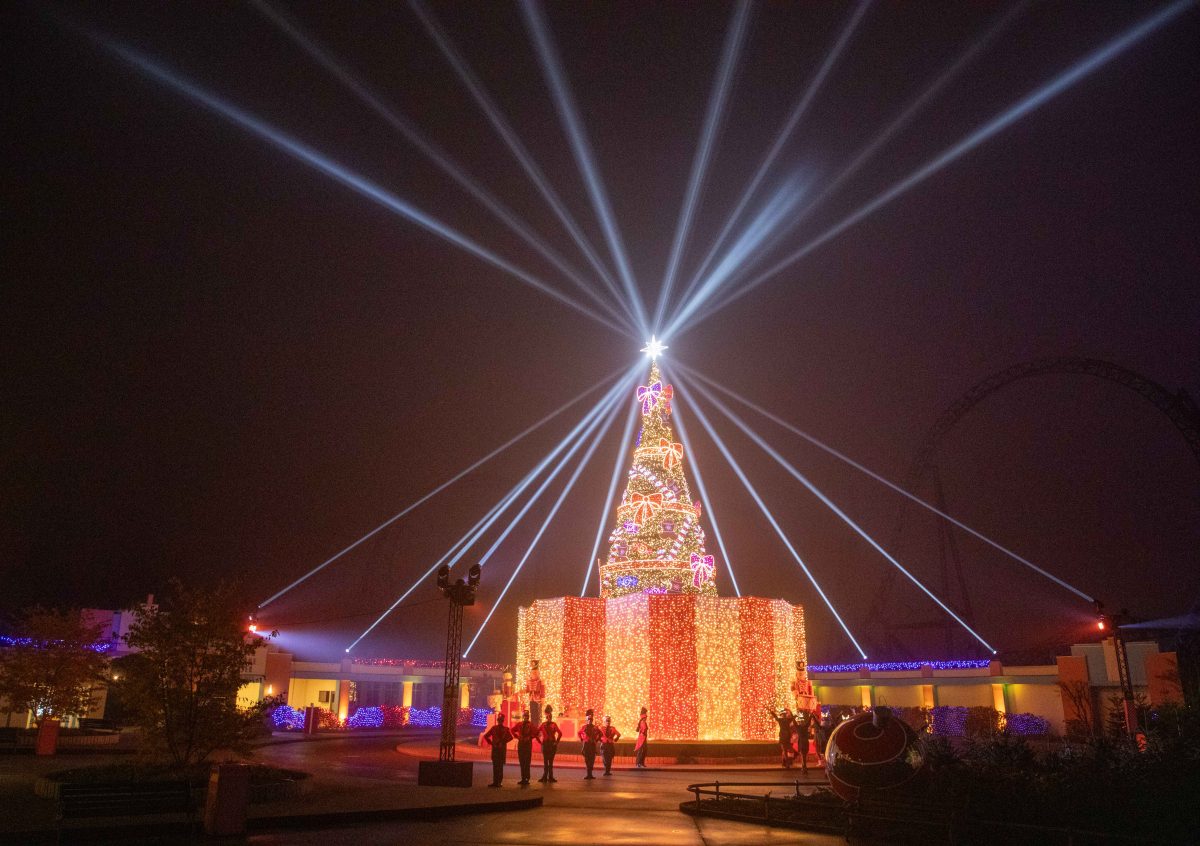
[204,762,250,836]
[34,718,60,756]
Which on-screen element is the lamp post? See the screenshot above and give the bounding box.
[417,563,481,787]
[1096,601,1139,735]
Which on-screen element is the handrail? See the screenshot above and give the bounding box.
[685,780,1167,844]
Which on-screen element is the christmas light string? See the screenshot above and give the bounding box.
[674,379,869,659]
[688,376,999,654]
[249,0,630,331]
[664,368,741,596]
[260,367,623,609]
[681,363,1094,602]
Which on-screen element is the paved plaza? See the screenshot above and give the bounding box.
[246,733,839,846]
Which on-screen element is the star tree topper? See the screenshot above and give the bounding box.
[641,336,668,360]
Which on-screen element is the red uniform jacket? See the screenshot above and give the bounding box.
[483,724,513,748]
[600,726,621,747]
[536,721,562,745]
[635,716,648,750]
[512,720,536,744]
[578,722,603,748]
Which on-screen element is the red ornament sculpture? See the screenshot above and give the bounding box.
[825,707,926,801]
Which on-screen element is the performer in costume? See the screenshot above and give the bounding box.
[790,660,820,716]
[793,710,812,776]
[578,709,603,780]
[524,660,545,722]
[512,708,536,786]
[600,715,622,776]
[814,710,832,766]
[634,707,649,769]
[768,706,796,769]
[483,712,514,787]
[536,705,561,783]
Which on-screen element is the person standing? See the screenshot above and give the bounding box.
[814,711,832,766]
[578,709,603,780]
[634,707,649,769]
[793,710,812,776]
[483,713,514,787]
[600,715,622,776]
[536,705,561,783]
[512,708,536,786]
[768,707,796,768]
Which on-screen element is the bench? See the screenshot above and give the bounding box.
[57,781,195,844]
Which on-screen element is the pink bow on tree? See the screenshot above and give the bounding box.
[659,438,683,469]
[628,492,663,524]
[636,381,663,414]
[690,553,715,588]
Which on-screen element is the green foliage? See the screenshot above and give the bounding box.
[914,704,1200,841]
[0,607,109,723]
[1103,691,1149,737]
[120,580,265,767]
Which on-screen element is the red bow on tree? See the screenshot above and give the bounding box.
[659,438,683,469]
[628,492,663,524]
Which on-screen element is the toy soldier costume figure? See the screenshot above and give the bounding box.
[483,713,514,787]
[524,660,545,721]
[600,715,622,775]
[578,709,603,780]
[513,708,536,785]
[634,707,649,768]
[536,705,562,783]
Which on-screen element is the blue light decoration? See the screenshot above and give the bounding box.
[406,707,490,728]
[808,659,992,673]
[1005,713,1051,735]
[0,635,114,652]
[270,706,305,730]
[930,706,969,736]
[346,706,384,729]
[616,575,639,589]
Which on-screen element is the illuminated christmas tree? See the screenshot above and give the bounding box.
[516,351,808,740]
[599,362,717,597]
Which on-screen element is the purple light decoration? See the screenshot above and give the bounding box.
[406,707,490,728]
[1006,713,1051,735]
[808,659,993,673]
[0,635,115,653]
[616,575,639,589]
[931,706,969,736]
[346,706,384,729]
[270,706,305,730]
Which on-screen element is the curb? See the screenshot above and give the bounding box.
[3,797,543,843]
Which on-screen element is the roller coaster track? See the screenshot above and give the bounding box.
[866,357,1200,656]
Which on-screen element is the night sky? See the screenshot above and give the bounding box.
[5,1,1198,664]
